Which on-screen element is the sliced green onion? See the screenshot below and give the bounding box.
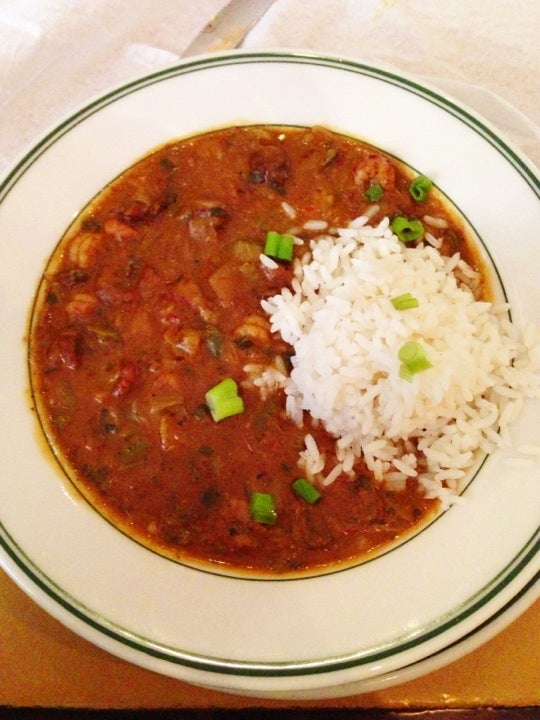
[398,364,416,382]
[363,183,384,202]
[409,174,433,202]
[292,477,321,504]
[264,231,295,261]
[391,293,419,310]
[276,234,294,261]
[398,341,433,381]
[249,492,277,524]
[391,215,424,243]
[264,230,280,257]
[398,341,425,365]
[205,377,244,422]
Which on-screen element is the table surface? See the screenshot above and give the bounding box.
[0,568,538,709]
[0,0,538,712]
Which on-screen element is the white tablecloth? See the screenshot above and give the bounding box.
[1,0,539,176]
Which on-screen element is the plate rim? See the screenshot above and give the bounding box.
[1,50,538,206]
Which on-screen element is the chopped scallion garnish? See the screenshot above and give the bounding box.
[409,174,433,202]
[264,231,295,261]
[399,364,416,382]
[363,183,384,202]
[292,477,321,504]
[391,216,424,243]
[205,377,244,422]
[391,293,419,310]
[249,492,277,524]
[398,341,432,381]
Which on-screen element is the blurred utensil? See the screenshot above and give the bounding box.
[182,0,278,56]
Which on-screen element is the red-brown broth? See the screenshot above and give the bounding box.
[29,126,487,575]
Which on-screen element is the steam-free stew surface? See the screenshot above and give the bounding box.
[30,126,481,574]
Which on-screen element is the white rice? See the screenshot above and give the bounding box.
[303,219,329,231]
[423,214,448,229]
[261,214,540,506]
[259,253,279,270]
[281,200,297,219]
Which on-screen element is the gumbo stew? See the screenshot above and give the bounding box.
[29,126,485,575]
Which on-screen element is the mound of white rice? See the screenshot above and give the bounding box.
[261,215,540,506]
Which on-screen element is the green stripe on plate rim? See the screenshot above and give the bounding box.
[0,50,538,678]
[1,51,538,204]
[0,520,537,676]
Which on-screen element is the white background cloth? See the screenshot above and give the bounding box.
[1,0,539,177]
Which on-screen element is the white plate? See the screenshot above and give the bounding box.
[0,50,538,699]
